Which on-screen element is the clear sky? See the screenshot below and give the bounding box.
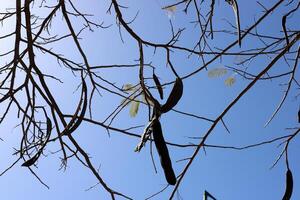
[0,0,299,200]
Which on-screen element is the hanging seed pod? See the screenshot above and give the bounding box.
[298,109,300,123]
[61,78,87,136]
[153,72,164,100]
[282,16,289,46]
[22,118,52,167]
[225,0,241,47]
[152,119,176,185]
[203,190,217,200]
[68,78,87,133]
[21,153,40,167]
[282,169,293,200]
[161,77,183,113]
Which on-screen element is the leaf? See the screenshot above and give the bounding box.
[208,68,227,78]
[163,5,176,19]
[163,5,176,12]
[225,76,236,86]
[122,83,134,91]
[129,100,140,117]
[282,169,293,200]
[161,77,183,113]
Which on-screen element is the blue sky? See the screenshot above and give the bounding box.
[0,0,299,199]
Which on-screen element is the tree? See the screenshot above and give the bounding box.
[0,0,299,199]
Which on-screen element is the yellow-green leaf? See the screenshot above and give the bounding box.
[122,84,134,91]
[208,68,227,78]
[130,100,140,117]
[163,5,176,18]
[163,5,176,12]
[225,76,236,86]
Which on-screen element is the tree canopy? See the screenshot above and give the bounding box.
[0,0,299,199]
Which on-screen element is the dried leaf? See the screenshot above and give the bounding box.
[208,68,227,78]
[225,76,236,86]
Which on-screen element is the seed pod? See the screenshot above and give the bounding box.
[203,190,217,200]
[69,78,87,133]
[62,78,87,136]
[21,153,40,167]
[225,0,241,47]
[282,15,289,46]
[152,119,176,185]
[153,72,164,99]
[298,109,300,123]
[161,77,183,113]
[21,118,52,167]
[282,169,293,200]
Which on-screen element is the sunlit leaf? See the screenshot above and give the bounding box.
[122,83,134,91]
[130,100,140,117]
[208,68,227,78]
[163,5,176,19]
[164,5,176,12]
[224,76,236,86]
